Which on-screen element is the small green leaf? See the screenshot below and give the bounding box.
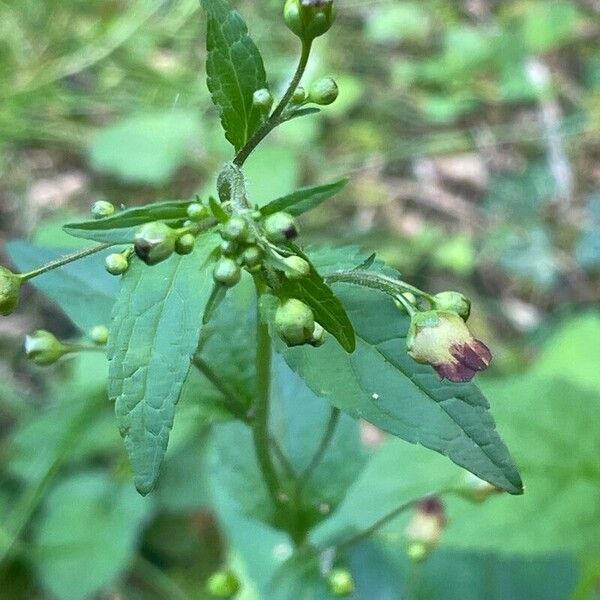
[203,283,227,325]
[64,200,209,244]
[108,235,218,495]
[278,244,356,352]
[202,0,268,150]
[209,195,230,224]
[261,179,348,217]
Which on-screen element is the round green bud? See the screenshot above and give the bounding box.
[24,330,68,366]
[186,202,206,222]
[134,221,177,266]
[407,541,429,563]
[253,88,274,112]
[0,266,21,316]
[275,298,315,347]
[432,291,471,321]
[309,77,339,105]
[91,200,115,219]
[284,0,335,41]
[222,216,249,242]
[213,257,242,287]
[242,246,263,269]
[291,86,306,104]
[206,569,241,598]
[89,325,109,346]
[283,255,310,279]
[309,322,326,347]
[105,253,129,276]
[263,212,299,243]
[328,569,355,597]
[175,233,196,255]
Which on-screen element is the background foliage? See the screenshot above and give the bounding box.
[0,0,599,598]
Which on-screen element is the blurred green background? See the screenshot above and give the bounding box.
[0,0,599,598]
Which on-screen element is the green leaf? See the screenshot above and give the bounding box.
[64,200,208,244]
[261,179,348,217]
[108,235,218,495]
[88,110,203,185]
[277,244,356,352]
[7,241,118,331]
[278,249,522,495]
[202,0,267,151]
[33,471,151,600]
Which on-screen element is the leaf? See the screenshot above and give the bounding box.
[261,179,348,217]
[202,0,267,151]
[88,110,203,185]
[64,199,207,244]
[277,248,522,495]
[108,235,218,495]
[282,107,322,123]
[7,241,119,331]
[33,471,152,600]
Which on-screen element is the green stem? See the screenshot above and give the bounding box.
[133,556,191,600]
[192,354,248,422]
[297,407,340,492]
[19,243,114,281]
[234,39,312,167]
[253,282,284,510]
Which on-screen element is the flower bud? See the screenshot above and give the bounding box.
[213,257,241,287]
[432,291,471,321]
[309,77,339,105]
[186,202,206,222]
[134,222,177,266]
[105,253,129,276]
[206,569,241,598]
[24,330,69,366]
[0,266,21,316]
[175,233,196,255]
[405,497,446,562]
[263,212,299,242]
[275,298,315,346]
[284,0,335,41]
[309,322,326,347]
[91,200,115,219]
[328,568,355,596]
[242,246,263,269]
[89,325,109,346]
[292,86,307,104]
[253,88,274,113]
[222,216,249,242]
[406,310,492,383]
[457,472,502,504]
[283,255,310,279]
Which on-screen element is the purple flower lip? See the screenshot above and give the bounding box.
[435,339,492,383]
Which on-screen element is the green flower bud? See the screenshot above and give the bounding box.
[186,202,206,222]
[175,233,196,255]
[284,0,335,41]
[89,325,109,346]
[24,330,69,366]
[291,86,307,104]
[275,298,315,346]
[263,212,299,242]
[91,200,115,219]
[0,266,21,316]
[213,257,241,287]
[105,253,129,276]
[206,569,241,598]
[432,291,471,321]
[242,246,263,269]
[134,222,177,266]
[328,569,355,597]
[406,310,492,383]
[309,322,326,347]
[222,216,249,242]
[309,77,339,105]
[283,255,310,279]
[253,88,274,112]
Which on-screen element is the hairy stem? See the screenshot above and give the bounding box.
[233,39,312,167]
[192,354,248,421]
[20,243,114,281]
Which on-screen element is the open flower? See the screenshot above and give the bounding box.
[406,310,492,383]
